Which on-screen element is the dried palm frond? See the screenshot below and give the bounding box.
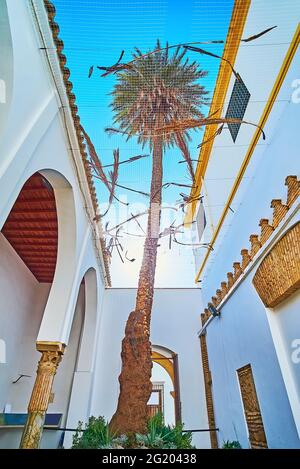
[151,181,194,201]
[116,27,277,67]
[156,117,266,140]
[81,127,134,215]
[96,50,126,77]
[106,206,178,235]
[183,45,240,80]
[81,126,110,191]
[163,182,195,189]
[92,25,276,82]
[114,183,149,197]
[241,25,277,42]
[106,117,265,140]
[105,127,127,136]
[125,251,136,262]
[197,124,224,149]
[131,212,146,234]
[173,233,213,250]
[123,231,146,238]
[159,221,187,238]
[115,238,124,263]
[102,154,149,168]
[177,193,203,211]
[175,132,195,181]
[106,211,149,234]
[108,149,119,204]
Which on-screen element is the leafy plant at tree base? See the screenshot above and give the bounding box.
[71,414,194,449]
[72,416,118,449]
[136,413,194,449]
[222,440,242,449]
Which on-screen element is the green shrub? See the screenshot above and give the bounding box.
[222,440,242,449]
[72,416,117,449]
[135,413,194,449]
[71,413,194,449]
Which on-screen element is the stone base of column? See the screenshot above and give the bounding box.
[19,341,65,449]
[20,411,46,449]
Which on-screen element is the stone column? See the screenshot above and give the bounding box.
[20,341,65,449]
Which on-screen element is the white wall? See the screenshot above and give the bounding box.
[266,288,300,438]
[0,275,86,449]
[199,77,300,448]
[275,291,300,397]
[194,2,300,278]
[195,6,300,448]
[0,233,49,413]
[0,0,106,448]
[91,288,210,448]
[205,268,300,449]
[0,233,50,448]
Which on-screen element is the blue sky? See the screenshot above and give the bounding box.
[52,0,234,286]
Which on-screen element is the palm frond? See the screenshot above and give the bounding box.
[174,132,195,181]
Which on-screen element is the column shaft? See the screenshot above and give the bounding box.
[20,342,65,449]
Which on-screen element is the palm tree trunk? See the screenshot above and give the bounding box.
[109,134,163,435]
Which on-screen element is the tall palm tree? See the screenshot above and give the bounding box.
[109,41,208,434]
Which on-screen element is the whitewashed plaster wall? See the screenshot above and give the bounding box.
[0,0,106,449]
[204,257,300,448]
[200,53,300,299]
[0,0,106,342]
[266,285,300,439]
[202,206,300,449]
[197,46,300,448]
[90,288,210,449]
[0,231,84,449]
[0,233,49,420]
[194,3,300,274]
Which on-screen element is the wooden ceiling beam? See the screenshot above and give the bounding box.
[21,255,57,259]
[3,218,57,224]
[13,198,55,205]
[31,269,54,273]
[3,228,57,233]
[6,208,57,214]
[23,258,56,263]
[16,246,57,251]
[3,230,57,238]
[20,187,53,193]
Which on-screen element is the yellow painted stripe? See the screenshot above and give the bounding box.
[184,0,251,226]
[195,23,300,283]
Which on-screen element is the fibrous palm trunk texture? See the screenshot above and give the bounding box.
[110,133,163,435]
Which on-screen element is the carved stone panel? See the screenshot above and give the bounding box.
[253,222,300,307]
[237,364,268,449]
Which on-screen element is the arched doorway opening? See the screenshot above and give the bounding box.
[56,268,98,449]
[150,345,182,425]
